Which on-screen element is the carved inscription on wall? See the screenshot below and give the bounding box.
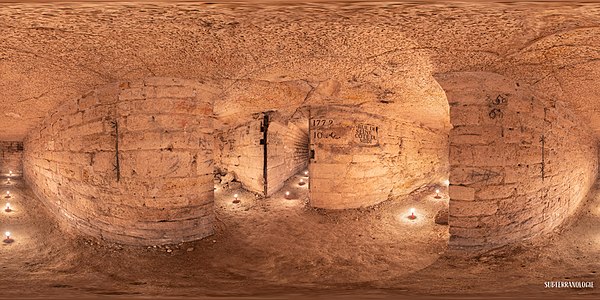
[355,123,378,145]
[311,119,341,140]
[311,118,379,146]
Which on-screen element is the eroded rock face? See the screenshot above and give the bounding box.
[23,78,218,245]
[4,2,600,141]
[435,208,449,225]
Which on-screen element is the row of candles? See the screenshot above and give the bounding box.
[407,180,450,220]
[4,171,14,243]
[229,173,449,218]
[231,170,310,204]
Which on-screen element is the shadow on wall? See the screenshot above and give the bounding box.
[213,108,310,197]
[0,141,23,176]
[435,71,599,252]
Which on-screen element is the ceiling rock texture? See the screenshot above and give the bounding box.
[5,1,600,141]
[3,1,600,248]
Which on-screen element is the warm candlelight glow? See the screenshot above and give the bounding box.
[234,194,239,199]
[5,203,10,212]
[304,171,308,176]
[5,231,10,240]
[408,208,417,220]
[299,178,306,186]
[434,189,442,199]
[232,193,240,204]
[5,191,10,198]
[284,191,292,199]
[443,179,450,186]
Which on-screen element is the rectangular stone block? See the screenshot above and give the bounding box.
[476,184,516,200]
[449,185,476,201]
[126,114,156,132]
[450,106,483,126]
[450,200,498,217]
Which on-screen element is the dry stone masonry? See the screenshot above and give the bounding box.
[16,71,597,252]
[265,113,309,196]
[438,72,598,250]
[214,117,265,195]
[309,106,448,209]
[214,111,309,197]
[23,78,218,245]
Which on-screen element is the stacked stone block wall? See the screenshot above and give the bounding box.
[309,106,448,209]
[438,72,598,250]
[214,117,264,194]
[23,78,217,245]
[265,116,309,196]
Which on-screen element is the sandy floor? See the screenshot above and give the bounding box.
[0,173,598,299]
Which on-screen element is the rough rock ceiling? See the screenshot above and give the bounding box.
[2,1,600,140]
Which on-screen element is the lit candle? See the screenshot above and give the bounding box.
[285,191,291,199]
[408,208,416,220]
[304,171,309,176]
[4,231,10,240]
[232,193,240,204]
[5,203,10,212]
[299,178,306,186]
[9,171,12,176]
[5,191,10,198]
[434,189,442,199]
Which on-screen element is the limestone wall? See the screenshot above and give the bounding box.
[438,72,598,250]
[214,117,264,194]
[0,141,23,176]
[23,78,217,245]
[309,106,448,209]
[266,115,309,196]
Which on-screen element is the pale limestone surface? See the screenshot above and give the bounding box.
[2,1,600,249]
[23,78,217,245]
